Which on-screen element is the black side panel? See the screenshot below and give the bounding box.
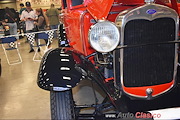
[123,18,175,87]
[114,50,121,88]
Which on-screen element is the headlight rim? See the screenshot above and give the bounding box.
[88,20,120,53]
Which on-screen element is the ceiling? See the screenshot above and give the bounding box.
[0,0,16,4]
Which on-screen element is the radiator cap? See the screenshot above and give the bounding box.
[145,0,154,3]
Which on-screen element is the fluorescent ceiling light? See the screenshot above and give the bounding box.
[0,0,15,3]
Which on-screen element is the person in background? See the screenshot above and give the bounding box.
[34,8,49,31]
[34,8,50,51]
[20,1,38,53]
[46,4,59,38]
[19,4,26,39]
[58,7,63,24]
[19,3,26,17]
[0,22,4,36]
[4,7,20,44]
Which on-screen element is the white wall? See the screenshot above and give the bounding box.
[0,2,17,10]
[16,0,61,11]
[0,0,61,11]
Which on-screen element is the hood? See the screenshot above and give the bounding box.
[84,0,114,20]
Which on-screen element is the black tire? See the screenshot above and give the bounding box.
[50,90,75,120]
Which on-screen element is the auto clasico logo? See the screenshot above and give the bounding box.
[105,112,161,119]
[135,112,161,119]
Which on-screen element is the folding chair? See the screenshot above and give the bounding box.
[33,32,49,61]
[1,37,22,65]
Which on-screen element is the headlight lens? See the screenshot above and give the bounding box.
[89,21,120,53]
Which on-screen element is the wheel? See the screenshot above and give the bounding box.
[50,90,75,120]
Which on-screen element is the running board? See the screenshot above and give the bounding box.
[77,113,117,120]
[77,113,154,120]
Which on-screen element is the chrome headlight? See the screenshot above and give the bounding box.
[89,21,120,53]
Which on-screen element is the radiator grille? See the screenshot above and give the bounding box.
[123,18,175,87]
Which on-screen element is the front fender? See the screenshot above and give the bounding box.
[37,48,85,91]
[37,47,120,108]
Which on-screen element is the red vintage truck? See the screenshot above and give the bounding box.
[38,0,180,119]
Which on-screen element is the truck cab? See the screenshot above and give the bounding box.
[37,0,180,119]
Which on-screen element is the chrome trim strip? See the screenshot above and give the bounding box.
[80,10,88,55]
[109,11,121,14]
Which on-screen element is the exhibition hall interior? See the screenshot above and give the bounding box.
[0,0,60,119]
[0,0,180,120]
